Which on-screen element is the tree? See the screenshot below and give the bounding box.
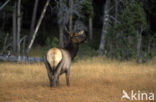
[57,0,67,47]
[29,0,39,42]
[98,0,110,54]
[69,0,73,33]
[12,2,17,55]
[82,0,94,40]
[133,1,147,63]
[56,0,85,47]
[106,0,147,61]
[17,0,21,57]
[27,0,51,54]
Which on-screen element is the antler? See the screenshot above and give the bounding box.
[69,30,84,37]
[74,30,84,37]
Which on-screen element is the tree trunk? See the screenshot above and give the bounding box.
[109,41,113,58]
[114,0,118,24]
[0,55,43,63]
[29,0,39,41]
[2,33,9,54]
[13,2,17,55]
[89,17,93,40]
[148,40,151,54]
[98,0,110,54]
[17,0,21,57]
[69,0,73,32]
[1,12,6,30]
[27,0,50,54]
[136,31,142,63]
[0,0,10,11]
[59,24,64,47]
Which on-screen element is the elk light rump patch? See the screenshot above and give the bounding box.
[47,48,62,69]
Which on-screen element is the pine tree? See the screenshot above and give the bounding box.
[106,0,147,60]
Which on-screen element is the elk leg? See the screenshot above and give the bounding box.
[53,72,61,87]
[44,58,53,87]
[48,73,53,87]
[53,60,63,86]
[66,70,70,86]
[56,75,60,86]
[51,77,55,87]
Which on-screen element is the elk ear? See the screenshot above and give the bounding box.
[74,30,84,36]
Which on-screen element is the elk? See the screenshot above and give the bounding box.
[44,30,86,87]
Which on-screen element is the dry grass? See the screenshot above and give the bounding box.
[0,57,156,102]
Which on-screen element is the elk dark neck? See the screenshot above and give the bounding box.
[65,41,79,60]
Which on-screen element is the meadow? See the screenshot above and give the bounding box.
[0,57,156,102]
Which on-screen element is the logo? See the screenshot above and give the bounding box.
[121,90,154,101]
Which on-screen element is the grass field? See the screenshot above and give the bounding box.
[0,57,156,102]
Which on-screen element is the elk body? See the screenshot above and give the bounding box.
[44,30,86,87]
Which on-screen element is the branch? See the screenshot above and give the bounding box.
[0,0,10,11]
[110,16,120,24]
[108,6,114,12]
[19,35,27,44]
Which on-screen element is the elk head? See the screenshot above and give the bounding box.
[69,30,86,44]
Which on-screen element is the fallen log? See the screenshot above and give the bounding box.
[0,55,44,63]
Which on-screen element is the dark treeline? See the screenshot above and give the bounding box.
[0,0,156,63]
